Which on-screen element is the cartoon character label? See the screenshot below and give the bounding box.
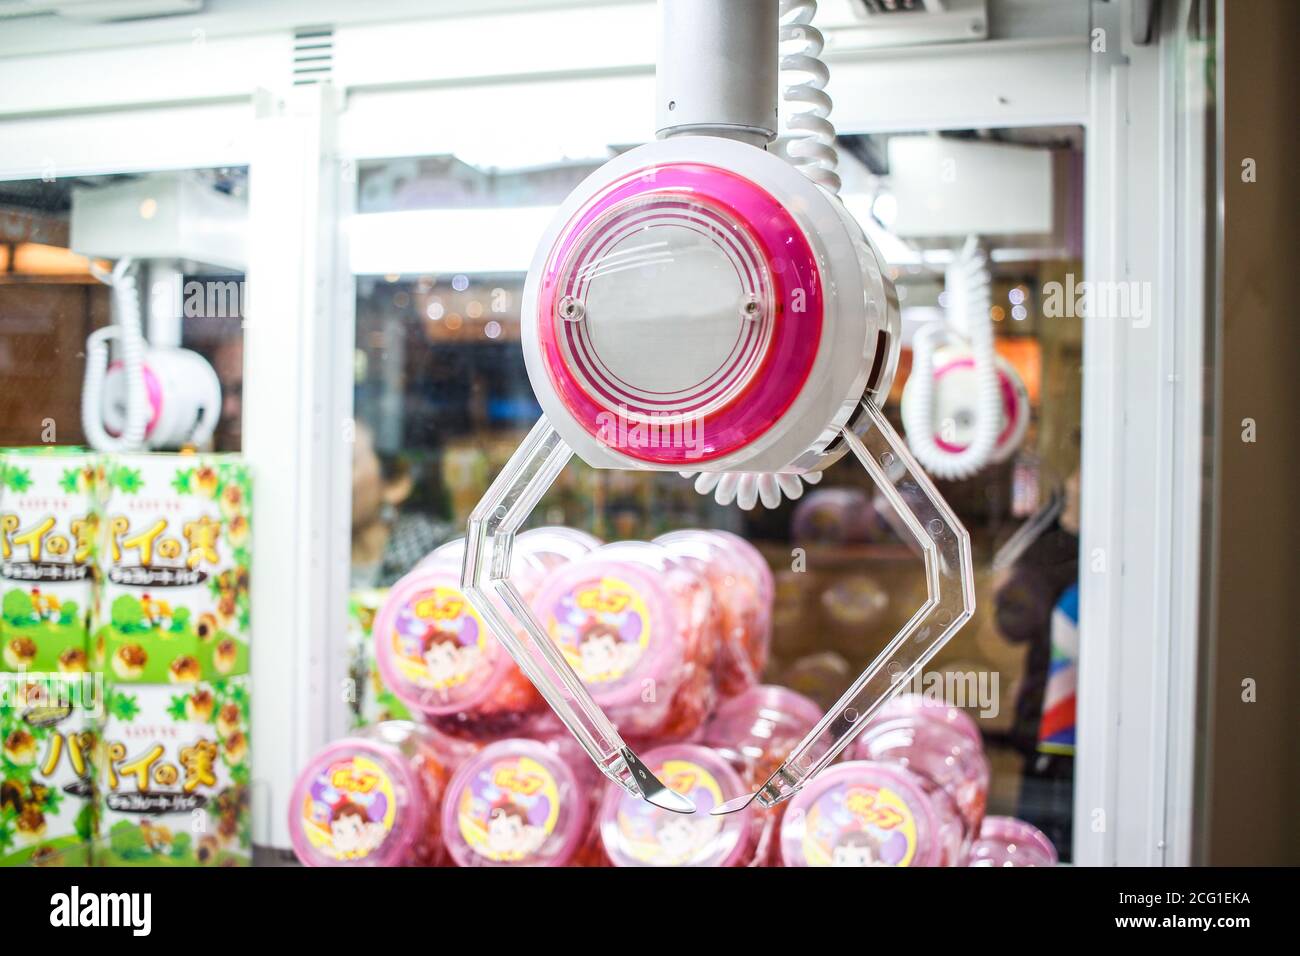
[544,575,651,684]
[301,755,397,862]
[457,755,560,863]
[610,759,732,866]
[800,783,918,867]
[390,585,488,693]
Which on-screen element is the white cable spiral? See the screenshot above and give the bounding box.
[774,0,840,194]
[901,236,1002,481]
[684,0,840,510]
[82,258,150,453]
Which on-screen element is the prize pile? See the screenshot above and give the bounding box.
[303,527,1054,867]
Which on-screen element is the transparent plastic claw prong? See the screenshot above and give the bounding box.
[711,400,975,814]
[461,416,695,813]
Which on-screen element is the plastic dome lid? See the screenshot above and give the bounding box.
[780,761,942,867]
[530,552,681,711]
[372,564,515,716]
[515,526,603,570]
[706,530,775,606]
[867,693,983,747]
[653,528,741,572]
[969,816,1058,867]
[702,684,823,749]
[442,739,587,867]
[599,744,752,867]
[850,716,990,832]
[289,738,425,867]
[534,164,825,466]
[416,536,548,591]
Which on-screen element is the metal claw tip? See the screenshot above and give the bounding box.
[709,791,760,816]
[621,747,695,814]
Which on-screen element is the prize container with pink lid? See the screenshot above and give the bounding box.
[699,684,823,792]
[654,529,774,698]
[289,721,471,867]
[709,530,775,607]
[968,816,1058,867]
[420,526,601,573]
[598,744,758,867]
[441,738,598,867]
[699,686,822,865]
[850,715,990,837]
[779,761,964,867]
[864,693,983,747]
[531,541,719,741]
[371,552,547,738]
[515,526,603,570]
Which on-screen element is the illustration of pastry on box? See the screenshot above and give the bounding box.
[0,448,99,676]
[93,454,251,685]
[0,676,99,867]
[98,677,250,866]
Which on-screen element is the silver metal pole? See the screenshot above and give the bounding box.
[656,0,778,146]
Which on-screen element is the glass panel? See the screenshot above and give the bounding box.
[347,128,1084,859]
[0,169,248,452]
[348,153,744,596]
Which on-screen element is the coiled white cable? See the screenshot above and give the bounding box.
[82,258,150,453]
[774,0,840,194]
[901,236,1002,481]
[684,0,840,510]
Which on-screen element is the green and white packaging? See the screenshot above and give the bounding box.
[93,454,251,685]
[347,588,412,726]
[98,677,249,866]
[0,675,99,866]
[0,448,99,675]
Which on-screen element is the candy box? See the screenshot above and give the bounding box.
[93,454,251,685]
[0,675,99,866]
[97,678,250,866]
[1,448,99,675]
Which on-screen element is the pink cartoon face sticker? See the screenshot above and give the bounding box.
[485,799,548,858]
[457,753,564,864]
[389,584,487,693]
[329,800,389,857]
[545,574,653,685]
[575,617,642,681]
[831,829,888,867]
[651,812,720,862]
[421,622,482,688]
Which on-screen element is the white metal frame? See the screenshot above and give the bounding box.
[0,0,1209,863]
